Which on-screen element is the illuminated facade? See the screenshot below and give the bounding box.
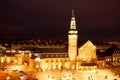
[78,40,97,70]
[78,40,96,62]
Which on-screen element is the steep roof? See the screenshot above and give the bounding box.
[18,47,67,53]
[78,40,95,48]
[104,45,120,56]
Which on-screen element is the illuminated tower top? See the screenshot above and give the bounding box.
[69,10,78,35]
[70,10,76,30]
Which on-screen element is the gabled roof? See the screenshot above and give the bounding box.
[104,45,120,56]
[18,47,67,53]
[83,40,95,47]
[78,40,88,48]
[78,40,95,48]
[40,48,67,53]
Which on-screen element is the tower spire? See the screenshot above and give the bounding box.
[72,9,74,17]
[70,10,76,30]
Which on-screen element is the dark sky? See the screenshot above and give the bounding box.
[0,0,120,41]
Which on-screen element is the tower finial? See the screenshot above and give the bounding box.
[70,9,76,30]
[72,9,74,17]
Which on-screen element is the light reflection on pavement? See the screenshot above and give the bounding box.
[0,68,120,80]
[33,69,120,80]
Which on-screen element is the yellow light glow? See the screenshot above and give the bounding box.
[80,47,83,50]
[78,40,96,62]
[93,46,96,49]
[1,57,5,63]
[36,64,39,68]
[35,57,40,62]
[6,57,11,63]
[7,76,10,80]
[14,59,17,63]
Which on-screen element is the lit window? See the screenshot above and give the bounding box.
[113,58,116,61]
[51,55,53,57]
[56,55,58,57]
[100,50,104,52]
[80,47,83,50]
[46,55,49,57]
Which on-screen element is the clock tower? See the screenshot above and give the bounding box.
[68,10,78,61]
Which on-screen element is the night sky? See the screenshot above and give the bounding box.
[0,0,120,41]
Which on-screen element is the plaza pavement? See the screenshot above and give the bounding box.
[32,69,120,80]
[1,67,120,80]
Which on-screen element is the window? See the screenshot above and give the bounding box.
[46,55,49,57]
[51,55,53,57]
[56,55,58,57]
